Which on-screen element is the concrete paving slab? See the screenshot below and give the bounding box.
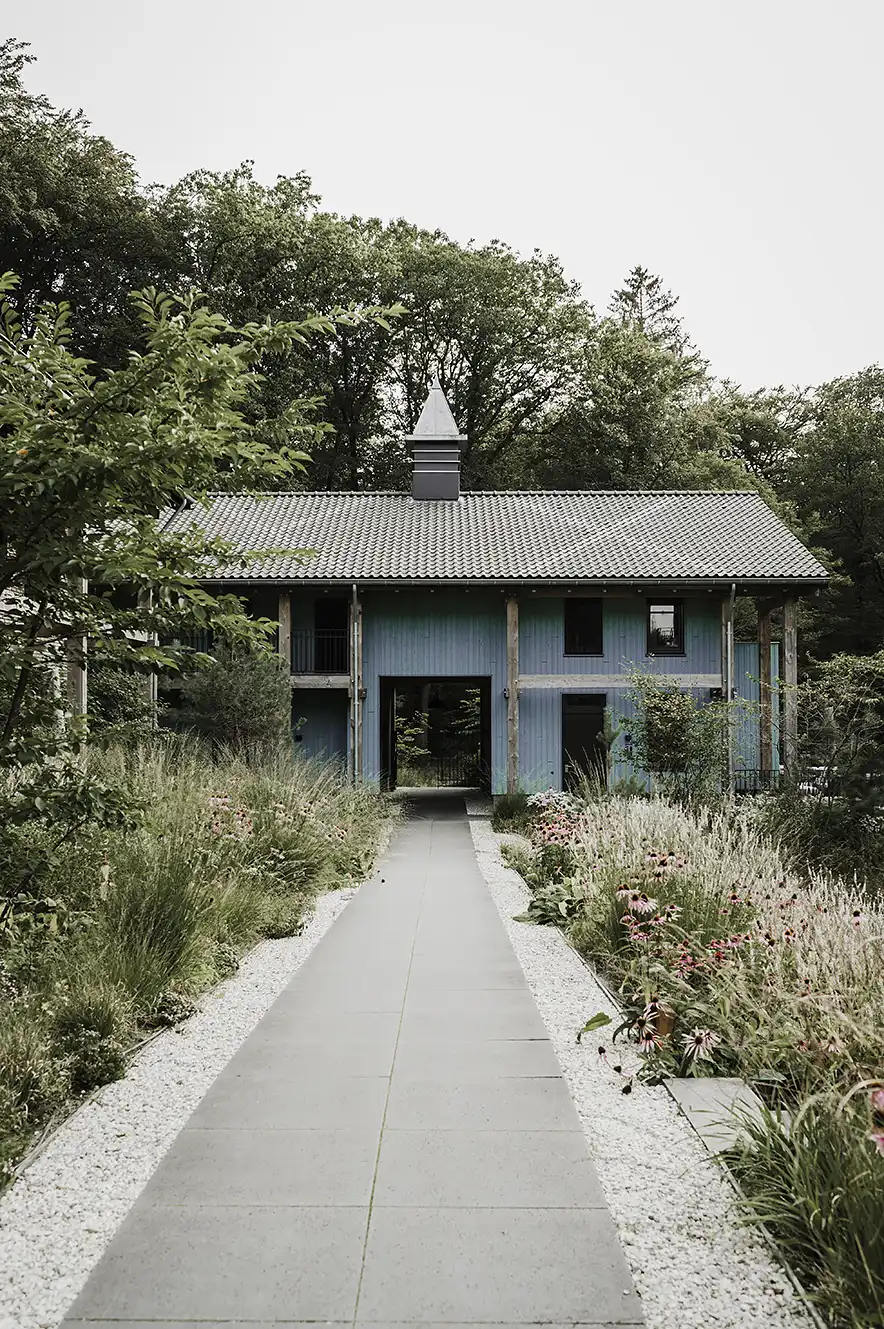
[190,1074,390,1130]
[253,1009,402,1045]
[143,1127,380,1206]
[356,1207,644,1324]
[66,1205,368,1322]
[398,1006,549,1042]
[224,1037,396,1078]
[385,1075,578,1130]
[402,988,545,1017]
[392,1036,562,1080]
[374,1128,608,1207]
[666,1075,767,1153]
[64,789,642,1327]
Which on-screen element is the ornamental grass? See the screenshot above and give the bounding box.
[0,738,386,1184]
[514,790,884,1328]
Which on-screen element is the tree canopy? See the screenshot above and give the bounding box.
[2,39,883,659]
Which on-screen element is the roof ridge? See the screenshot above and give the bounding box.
[195,488,763,498]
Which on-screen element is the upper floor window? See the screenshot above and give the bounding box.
[647,600,685,655]
[564,598,603,656]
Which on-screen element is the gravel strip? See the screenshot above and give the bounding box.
[0,884,356,1329]
[467,803,817,1329]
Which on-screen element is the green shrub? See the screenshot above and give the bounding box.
[144,991,197,1028]
[176,644,291,753]
[0,1005,66,1125]
[491,791,530,832]
[0,738,387,1182]
[89,665,160,743]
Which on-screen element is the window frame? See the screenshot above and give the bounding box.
[646,598,685,656]
[563,597,604,657]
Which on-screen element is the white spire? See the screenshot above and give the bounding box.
[410,375,466,440]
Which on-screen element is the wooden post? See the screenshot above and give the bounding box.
[720,593,735,789]
[506,596,519,794]
[757,605,773,775]
[138,587,158,725]
[356,595,364,782]
[66,575,88,722]
[783,598,799,774]
[277,590,292,671]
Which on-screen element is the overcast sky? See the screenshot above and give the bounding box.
[16,1,882,390]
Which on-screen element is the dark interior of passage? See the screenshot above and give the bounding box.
[380,676,492,792]
[562,693,607,791]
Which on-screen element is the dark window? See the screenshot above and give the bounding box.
[647,600,685,655]
[564,598,603,656]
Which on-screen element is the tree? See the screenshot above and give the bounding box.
[609,264,700,361]
[524,318,756,492]
[0,39,169,364]
[0,272,394,764]
[787,367,884,655]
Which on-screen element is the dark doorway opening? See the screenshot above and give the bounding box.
[312,598,348,673]
[562,694,608,792]
[380,677,492,792]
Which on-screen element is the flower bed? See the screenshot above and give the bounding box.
[507,789,884,1328]
[0,740,386,1185]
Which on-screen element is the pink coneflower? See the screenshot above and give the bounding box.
[680,1028,722,1060]
[629,892,658,915]
[637,1030,663,1053]
[868,1130,884,1157]
[870,1088,884,1116]
[662,903,682,920]
[616,886,633,899]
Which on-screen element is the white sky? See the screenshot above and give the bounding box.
[15,0,883,390]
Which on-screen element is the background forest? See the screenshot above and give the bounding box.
[3,36,883,663]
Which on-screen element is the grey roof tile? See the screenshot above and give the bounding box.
[164,490,828,584]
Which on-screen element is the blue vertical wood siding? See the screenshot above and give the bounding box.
[360,590,508,790]
[292,690,349,764]
[286,590,775,793]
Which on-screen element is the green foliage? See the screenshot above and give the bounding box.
[0,740,387,1180]
[758,652,884,888]
[728,1088,884,1328]
[491,790,531,832]
[625,669,731,802]
[177,644,292,753]
[89,665,160,743]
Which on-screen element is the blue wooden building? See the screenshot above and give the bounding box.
[169,381,827,793]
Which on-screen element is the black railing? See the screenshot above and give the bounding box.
[396,751,488,790]
[291,628,348,674]
[733,768,780,795]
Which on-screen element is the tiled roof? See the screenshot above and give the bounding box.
[164,490,828,585]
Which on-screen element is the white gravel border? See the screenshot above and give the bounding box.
[467,802,818,1329]
[0,883,357,1329]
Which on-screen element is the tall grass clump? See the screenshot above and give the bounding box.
[509,788,884,1325]
[0,736,387,1182]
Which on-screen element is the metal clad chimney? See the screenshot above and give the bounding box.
[407,376,465,501]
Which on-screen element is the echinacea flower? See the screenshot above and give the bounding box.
[628,892,658,915]
[868,1130,884,1157]
[680,1028,722,1060]
[870,1088,884,1116]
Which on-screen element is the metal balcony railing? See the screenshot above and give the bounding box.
[291,628,349,674]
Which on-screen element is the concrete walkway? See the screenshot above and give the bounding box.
[64,793,644,1328]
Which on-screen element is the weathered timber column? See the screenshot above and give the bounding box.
[720,592,735,789]
[506,596,519,794]
[66,575,88,722]
[277,590,292,671]
[138,587,159,723]
[757,605,773,774]
[783,598,799,774]
[356,594,364,781]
